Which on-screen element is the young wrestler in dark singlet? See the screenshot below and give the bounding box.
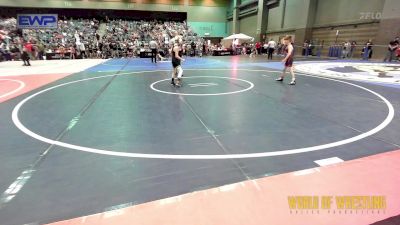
[170,36,185,87]
[276,35,296,85]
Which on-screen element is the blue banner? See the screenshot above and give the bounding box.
[17,14,58,29]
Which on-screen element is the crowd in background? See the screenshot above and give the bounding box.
[300,38,399,61]
[100,19,205,58]
[0,17,101,61]
[0,17,207,62]
[232,39,286,59]
[238,37,399,62]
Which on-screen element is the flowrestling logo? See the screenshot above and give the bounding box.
[17,14,58,29]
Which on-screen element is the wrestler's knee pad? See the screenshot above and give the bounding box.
[177,66,183,78]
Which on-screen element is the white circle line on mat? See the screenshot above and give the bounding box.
[11,69,394,159]
[150,76,254,96]
[0,79,26,99]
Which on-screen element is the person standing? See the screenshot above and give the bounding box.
[232,39,237,55]
[24,41,33,60]
[70,45,76,60]
[263,41,268,55]
[363,40,373,60]
[249,44,256,58]
[384,40,398,62]
[21,47,31,66]
[349,41,356,58]
[267,39,276,60]
[59,45,65,60]
[302,40,309,56]
[79,42,86,59]
[395,37,400,60]
[149,39,158,63]
[171,38,185,87]
[37,42,45,60]
[190,41,196,57]
[342,41,350,58]
[255,41,261,55]
[276,36,295,85]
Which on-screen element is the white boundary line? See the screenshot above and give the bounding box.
[150,76,254,96]
[0,79,26,99]
[314,157,344,166]
[11,69,395,159]
[100,58,220,67]
[188,83,218,87]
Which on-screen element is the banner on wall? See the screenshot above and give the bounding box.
[17,14,58,29]
[188,22,227,37]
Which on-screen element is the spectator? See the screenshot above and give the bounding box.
[149,38,158,63]
[0,42,9,61]
[59,45,65,59]
[342,41,350,58]
[70,45,76,60]
[384,39,398,62]
[24,41,33,59]
[263,41,268,55]
[277,42,283,56]
[37,42,45,60]
[255,41,261,55]
[267,39,276,60]
[395,37,400,60]
[394,37,399,45]
[302,40,309,56]
[1,17,204,60]
[79,42,86,59]
[249,44,256,58]
[362,39,373,60]
[349,41,357,58]
[21,47,31,66]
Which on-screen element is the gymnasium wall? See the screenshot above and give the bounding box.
[227,20,233,36]
[380,0,400,20]
[227,0,235,11]
[312,23,380,44]
[314,0,384,26]
[239,0,253,4]
[0,0,229,37]
[238,14,257,39]
[232,0,259,39]
[187,5,227,37]
[310,0,394,58]
[312,23,380,56]
[266,3,284,32]
[267,0,310,33]
[282,0,309,30]
[266,0,387,33]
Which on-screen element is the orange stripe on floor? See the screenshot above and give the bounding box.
[47,150,400,225]
[0,73,71,103]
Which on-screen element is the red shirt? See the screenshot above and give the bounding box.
[24,43,33,52]
[256,42,261,48]
[0,30,6,40]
